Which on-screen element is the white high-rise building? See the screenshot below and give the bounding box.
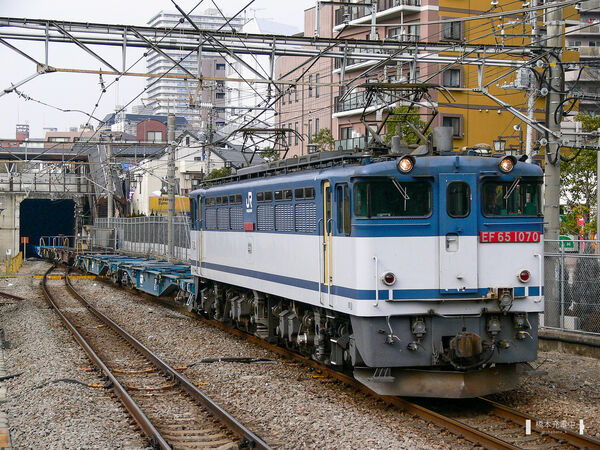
[146,10,245,131]
[224,18,298,139]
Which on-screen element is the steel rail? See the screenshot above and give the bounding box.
[0,291,25,301]
[93,275,600,450]
[40,265,171,450]
[63,272,270,450]
[479,397,600,449]
[200,316,520,450]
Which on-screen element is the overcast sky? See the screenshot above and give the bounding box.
[0,0,314,138]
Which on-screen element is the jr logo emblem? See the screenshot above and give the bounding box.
[246,192,253,212]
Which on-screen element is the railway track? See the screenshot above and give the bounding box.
[116,283,600,450]
[41,265,270,450]
[0,291,25,303]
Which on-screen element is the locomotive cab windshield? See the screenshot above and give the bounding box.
[482,177,542,217]
[353,178,432,218]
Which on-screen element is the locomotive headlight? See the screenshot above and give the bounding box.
[382,272,396,286]
[517,269,531,283]
[498,155,516,173]
[397,156,415,173]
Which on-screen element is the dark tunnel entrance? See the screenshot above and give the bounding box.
[20,199,75,258]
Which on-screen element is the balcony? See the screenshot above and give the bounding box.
[334,91,369,113]
[567,23,600,36]
[387,33,420,42]
[334,0,421,27]
[335,136,366,151]
[579,46,600,58]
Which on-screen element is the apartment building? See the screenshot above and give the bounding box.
[224,18,298,140]
[565,0,600,115]
[146,10,244,131]
[276,1,578,157]
[275,8,337,156]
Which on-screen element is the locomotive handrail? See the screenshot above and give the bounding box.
[373,256,379,307]
[327,217,335,307]
[533,253,542,303]
[317,218,324,306]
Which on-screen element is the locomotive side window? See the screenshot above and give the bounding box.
[336,184,351,235]
[482,179,542,217]
[190,197,201,230]
[229,194,242,204]
[257,191,273,203]
[275,189,292,201]
[447,182,471,218]
[190,197,196,230]
[295,187,315,200]
[354,180,432,218]
[206,197,216,206]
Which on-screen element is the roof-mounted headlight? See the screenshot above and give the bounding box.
[498,155,517,173]
[397,155,415,173]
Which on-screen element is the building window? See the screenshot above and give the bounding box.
[442,115,462,137]
[315,73,320,97]
[442,69,461,87]
[295,86,299,102]
[388,27,402,39]
[295,122,299,145]
[216,63,226,70]
[186,136,190,146]
[215,121,225,127]
[147,131,163,142]
[340,126,353,140]
[308,119,313,142]
[308,74,313,98]
[288,87,292,103]
[315,118,320,135]
[443,21,461,40]
[215,92,225,99]
[407,25,420,40]
[288,124,293,146]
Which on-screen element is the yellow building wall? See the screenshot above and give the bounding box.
[436,0,578,149]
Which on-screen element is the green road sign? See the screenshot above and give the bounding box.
[559,235,575,249]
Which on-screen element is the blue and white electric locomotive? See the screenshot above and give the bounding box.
[188,151,543,398]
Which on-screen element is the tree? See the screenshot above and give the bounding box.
[559,113,599,237]
[384,106,429,145]
[204,167,231,180]
[259,146,280,162]
[311,128,335,151]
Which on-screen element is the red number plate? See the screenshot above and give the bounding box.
[480,231,541,243]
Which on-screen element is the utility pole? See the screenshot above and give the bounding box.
[597,128,599,248]
[167,113,176,262]
[107,135,113,224]
[206,99,214,177]
[543,0,564,327]
[525,0,539,158]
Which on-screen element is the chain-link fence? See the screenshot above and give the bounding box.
[93,216,191,263]
[544,240,600,335]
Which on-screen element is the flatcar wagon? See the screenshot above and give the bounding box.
[188,151,544,398]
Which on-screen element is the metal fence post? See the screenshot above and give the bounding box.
[560,243,565,329]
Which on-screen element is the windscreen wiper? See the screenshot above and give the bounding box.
[391,178,410,210]
[503,177,521,200]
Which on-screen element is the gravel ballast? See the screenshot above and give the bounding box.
[0,261,149,449]
[2,260,599,448]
